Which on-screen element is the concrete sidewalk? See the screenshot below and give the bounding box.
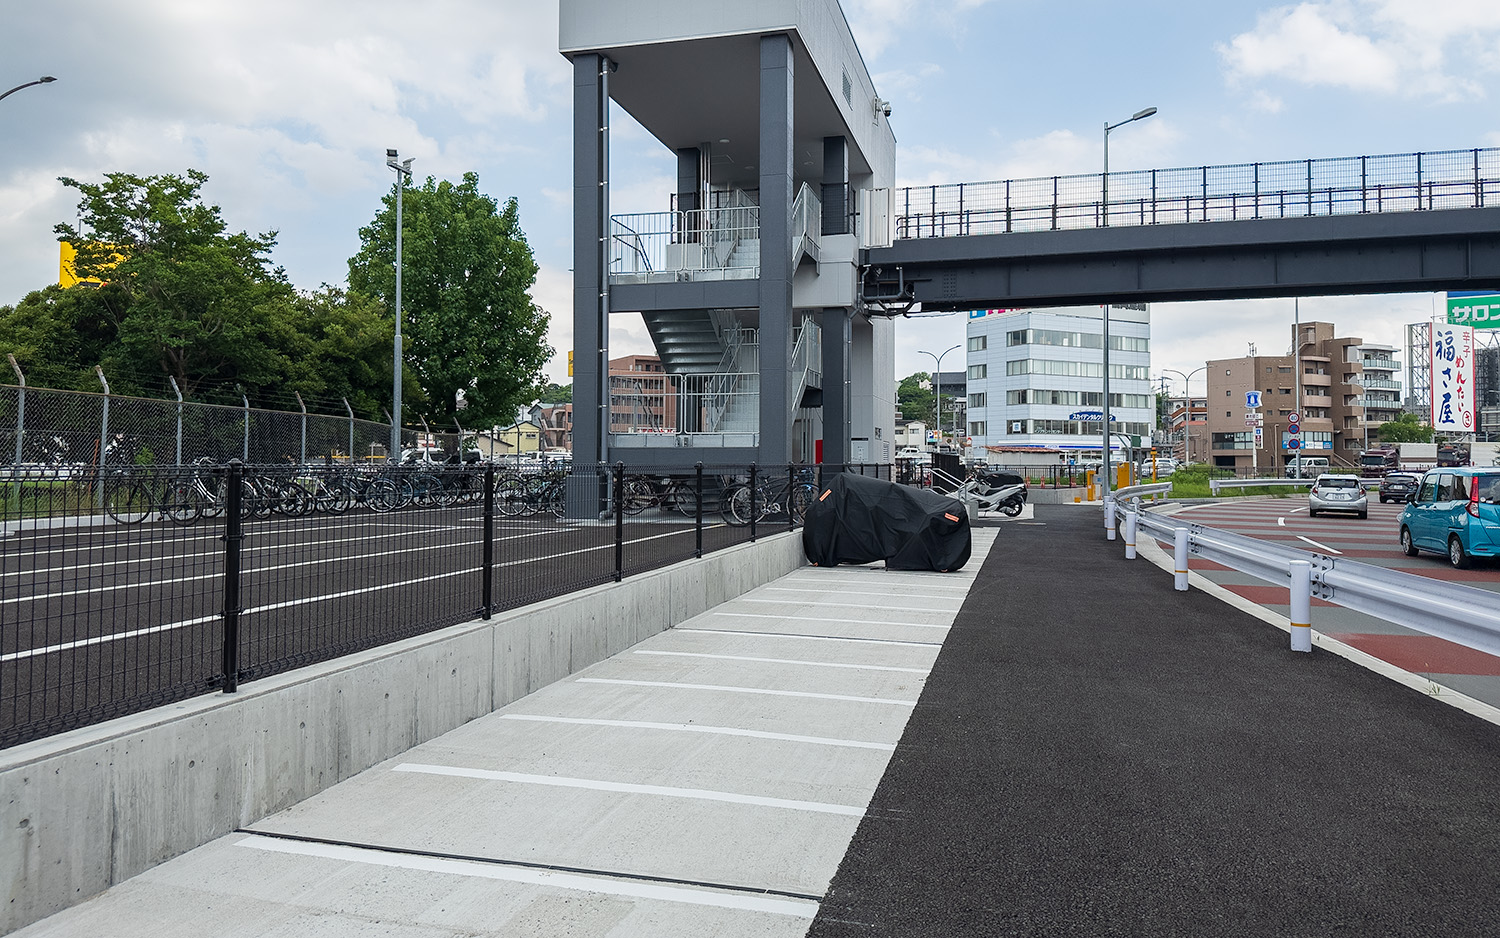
[14,531,998,938]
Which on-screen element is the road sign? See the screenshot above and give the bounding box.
[1246,391,1262,409]
[1288,412,1300,424]
[1245,413,1263,425]
[1287,423,1300,434]
[1447,293,1500,330]
[1244,417,1258,427]
[1287,438,1301,450]
[1254,427,1264,446]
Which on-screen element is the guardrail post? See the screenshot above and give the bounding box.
[693,462,704,558]
[1103,495,1116,540]
[1124,506,1138,559]
[613,462,625,582]
[221,459,244,693]
[1289,560,1312,652]
[481,463,494,618]
[1174,527,1190,591]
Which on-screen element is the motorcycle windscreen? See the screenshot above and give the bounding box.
[801,472,972,572]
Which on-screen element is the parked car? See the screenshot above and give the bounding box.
[1378,472,1420,504]
[1308,473,1368,519]
[1398,468,1500,568]
[1138,457,1181,477]
[1285,456,1330,478]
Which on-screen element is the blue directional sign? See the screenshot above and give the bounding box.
[1246,391,1262,409]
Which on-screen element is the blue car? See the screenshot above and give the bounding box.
[1398,468,1500,568]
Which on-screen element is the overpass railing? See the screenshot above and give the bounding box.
[897,147,1500,239]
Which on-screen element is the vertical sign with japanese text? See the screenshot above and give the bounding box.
[1430,324,1475,433]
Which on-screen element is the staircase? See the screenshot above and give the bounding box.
[640,309,727,373]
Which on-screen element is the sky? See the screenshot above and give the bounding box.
[3,0,1500,404]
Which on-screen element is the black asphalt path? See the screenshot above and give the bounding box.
[810,503,1500,937]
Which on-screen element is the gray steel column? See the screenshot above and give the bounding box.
[676,147,701,214]
[758,34,794,466]
[569,53,610,516]
[819,307,852,467]
[822,136,849,236]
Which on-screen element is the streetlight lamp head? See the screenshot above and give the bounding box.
[1132,106,1157,121]
[39,76,56,83]
[386,148,398,159]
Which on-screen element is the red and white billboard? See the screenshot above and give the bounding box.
[1430,324,1475,433]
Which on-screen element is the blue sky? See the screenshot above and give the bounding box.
[3,0,1499,400]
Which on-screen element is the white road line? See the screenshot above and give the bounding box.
[674,627,941,648]
[760,587,963,603]
[780,576,971,592]
[577,677,918,706]
[392,763,865,816]
[235,835,818,919]
[499,714,896,750]
[740,598,956,614]
[0,614,218,663]
[633,650,929,674]
[709,612,951,630]
[1296,536,1343,555]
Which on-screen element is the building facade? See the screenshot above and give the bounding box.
[964,305,1154,461]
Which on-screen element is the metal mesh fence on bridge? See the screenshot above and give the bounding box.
[896,147,1500,239]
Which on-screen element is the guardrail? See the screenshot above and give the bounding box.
[1209,477,1317,493]
[1104,495,1500,659]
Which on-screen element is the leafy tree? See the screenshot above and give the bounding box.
[282,287,402,420]
[536,381,572,404]
[1376,412,1433,444]
[0,284,121,391]
[897,372,935,422]
[348,172,551,429]
[51,170,299,400]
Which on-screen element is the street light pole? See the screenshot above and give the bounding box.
[1162,366,1207,463]
[1100,106,1157,494]
[386,149,414,459]
[919,344,961,445]
[0,76,56,103]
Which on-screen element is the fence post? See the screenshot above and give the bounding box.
[694,462,704,558]
[241,392,250,462]
[95,366,110,509]
[1123,505,1138,559]
[343,398,355,463]
[786,463,796,530]
[222,459,244,693]
[1103,495,1116,541]
[1174,527,1190,591]
[481,463,494,619]
[7,354,23,467]
[613,462,625,582]
[169,376,183,465]
[748,462,758,542]
[295,391,307,465]
[1289,560,1313,653]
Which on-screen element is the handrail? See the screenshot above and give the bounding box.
[1113,502,1500,658]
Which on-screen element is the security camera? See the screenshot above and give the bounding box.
[873,97,891,119]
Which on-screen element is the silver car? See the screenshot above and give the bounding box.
[1308,473,1368,519]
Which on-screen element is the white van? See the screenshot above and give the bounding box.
[1285,456,1329,478]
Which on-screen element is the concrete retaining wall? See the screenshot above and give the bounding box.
[0,531,807,934]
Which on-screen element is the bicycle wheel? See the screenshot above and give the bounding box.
[161,480,203,526]
[104,480,151,524]
[494,477,528,517]
[667,480,698,517]
[367,478,401,513]
[788,482,817,523]
[720,484,752,526]
[622,478,653,515]
[545,482,566,519]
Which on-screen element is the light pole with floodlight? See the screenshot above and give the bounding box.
[1099,105,1157,495]
[0,76,56,103]
[386,149,413,459]
[1161,366,1207,462]
[919,344,961,445]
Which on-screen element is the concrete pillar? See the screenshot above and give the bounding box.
[569,53,609,516]
[819,307,852,468]
[758,33,794,467]
[676,147,700,215]
[822,136,849,236]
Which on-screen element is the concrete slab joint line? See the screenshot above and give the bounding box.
[1134,509,1500,728]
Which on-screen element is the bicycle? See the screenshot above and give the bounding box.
[720,470,817,527]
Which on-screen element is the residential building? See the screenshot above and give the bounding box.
[1163,395,1209,463]
[964,305,1154,461]
[1206,321,1377,472]
[608,355,675,436]
[1356,340,1403,444]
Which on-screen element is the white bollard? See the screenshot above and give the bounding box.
[1104,496,1116,540]
[1124,507,1138,559]
[1289,560,1312,652]
[1174,527,1190,591]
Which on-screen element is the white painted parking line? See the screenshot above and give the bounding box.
[393,763,866,816]
[0,614,218,663]
[1296,535,1343,554]
[760,587,963,603]
[499,713,897,750]
[674,627,941,648]
[709,612,951,630]
[235,835,819,919]
[740,598,957,614]
[633,650,929,674]
[780,576,971,592]
[577,677,919,706]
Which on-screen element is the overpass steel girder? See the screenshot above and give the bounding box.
[863,206,1500,311]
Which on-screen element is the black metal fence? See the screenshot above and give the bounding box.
[0,459,890,749]
[897,146,1500,239]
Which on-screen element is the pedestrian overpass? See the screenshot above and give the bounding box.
[862,147,1500,311]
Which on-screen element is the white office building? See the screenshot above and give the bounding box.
[965,305,1155,459]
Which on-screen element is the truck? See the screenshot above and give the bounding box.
[1358,446,1398,478]
[1474,442,1500,468]
[1398,442,1438,473]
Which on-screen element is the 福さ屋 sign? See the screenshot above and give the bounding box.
[1431,324,1476,433]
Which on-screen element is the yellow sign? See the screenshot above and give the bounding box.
[568,350,574,377]
[58,241,121,288]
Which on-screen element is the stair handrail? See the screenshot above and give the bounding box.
[608,218,653,273]
[790,183,822,265]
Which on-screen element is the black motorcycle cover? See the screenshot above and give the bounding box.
[802,472,971,571]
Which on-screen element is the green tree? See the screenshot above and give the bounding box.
[0,283,121,391]
[536,381,572,404]
[1376,412,1433,444]
[282,286,400,420]
[897,372,935,422]
[348,173,551,429]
